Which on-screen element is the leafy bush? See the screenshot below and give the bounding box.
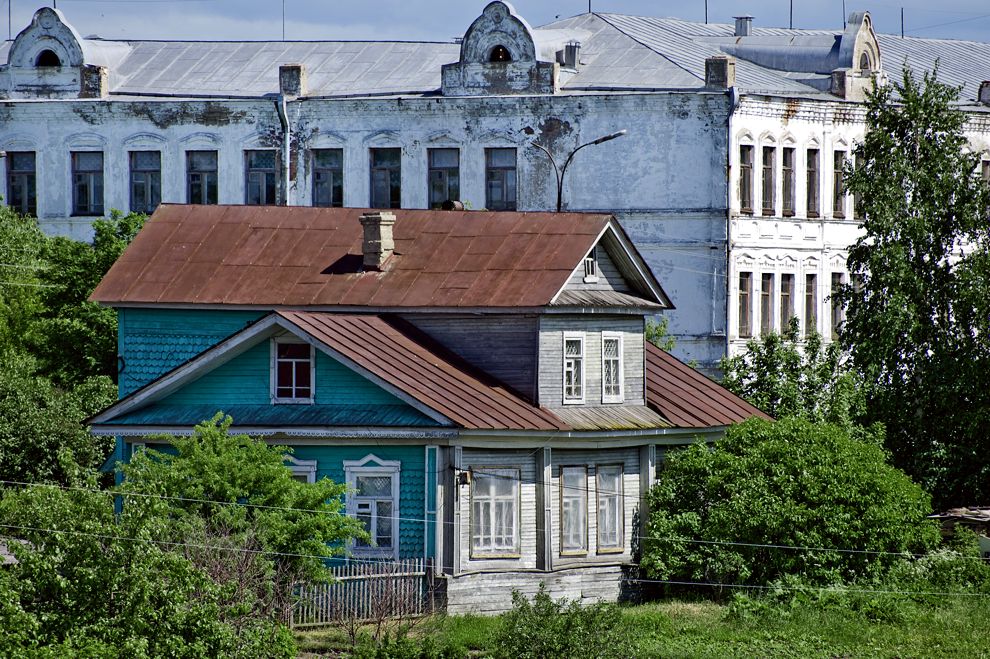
[491,585,632,659]
[642,417,940,589]
[350,629,467,659]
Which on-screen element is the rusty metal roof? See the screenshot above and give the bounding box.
[277,311,568,431]
[550,405,671,431]
[645,342,771,428]
[90,205,660,309]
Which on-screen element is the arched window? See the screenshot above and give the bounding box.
[489,45,512,62]
[859,53,871,71]
[35,49,62,67]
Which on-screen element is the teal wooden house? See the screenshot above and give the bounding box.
[89,205,767,613]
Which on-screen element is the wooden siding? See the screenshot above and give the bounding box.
[537,315,645,407]
[549,448,640,568]
[457,448,539,573]
[562,243,632,293]
[158,340,408,408]
[401,314,539,401]
[292,444,427,560]
[445,564,633,615]
[118,308,264,396]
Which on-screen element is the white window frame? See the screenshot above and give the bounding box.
[470,467,521,558]
[562,333,585,405]
[344,454,401,560]
[597,464,624,553]
[284,454,317,484]
[559,465,588,555]
[582,246,599,283]
[270,337,315,404]
[601,332,624,404]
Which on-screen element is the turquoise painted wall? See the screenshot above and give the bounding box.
[291,444,429,560]
[118,308,264,396]
[158,342,409,408]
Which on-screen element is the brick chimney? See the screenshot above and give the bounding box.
[705,56,736,89]
[279,64,307,97]
[359,211,396,271]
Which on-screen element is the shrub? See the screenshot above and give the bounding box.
[642,417,940,589]
[491,585,632,659]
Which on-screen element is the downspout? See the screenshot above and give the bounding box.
[724,86,740,362]
[275,94,291,206]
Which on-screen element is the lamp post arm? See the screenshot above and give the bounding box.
[530,141,564,212]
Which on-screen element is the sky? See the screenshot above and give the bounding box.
[5,0,990,43]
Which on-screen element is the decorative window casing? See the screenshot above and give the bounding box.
[601,333,624,403]
[271,338,314,404]
[782,147,795,216]
[6,151,36,216]
[71,151,104,216]
[285,454,317,484]
[559,466,588,555]
[780,273,795,330]
[129,151,161,214]
[761,145,776,216]
[739,144,754,213]
[428,148,460,208]
[562,333,585,404]
[760,273,774,335]
[804,273,818,337]
[830,272,846,337]
[738,271,753,338]
[471,467,520,557]
[370,148,401,209]
[833,150,847,219]
[345,455,401,559]
[597,465,623,552]
[806,148,820,218]
[313,149,343,207]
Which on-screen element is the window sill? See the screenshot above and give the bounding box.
[602,397,625,405]
[562,399,585,406]
[470,553,522,560]
[782,211,795,218]
[596,547,625,555]
[740,208,754,215]
[560,550,588,557]
[272,398,315,405]
[807,212,820,219]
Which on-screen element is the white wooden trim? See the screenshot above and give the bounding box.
[562,332,585,405]
[345,455,401,560]
[270,336,315,405]
[284,454,317,483]
[601,331,624,404]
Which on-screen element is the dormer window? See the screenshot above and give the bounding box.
[35,49,61,67]
[271,339,314,404]
[489,45,512,62]
[583,247,599,283]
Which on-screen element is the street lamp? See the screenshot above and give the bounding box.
[530,129,627,212]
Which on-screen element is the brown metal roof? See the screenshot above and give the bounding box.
[645,342,772,428]
[550,405,672,431]
[91,205,627,309]
[278,311,569,431]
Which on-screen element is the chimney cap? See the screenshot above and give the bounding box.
[734,15,754,37]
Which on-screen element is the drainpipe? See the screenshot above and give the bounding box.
[275,94,291,206]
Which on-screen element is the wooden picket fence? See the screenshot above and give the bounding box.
[290,558,436,628]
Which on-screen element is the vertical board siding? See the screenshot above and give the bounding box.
[158,342,408,408]
[401,314,539,401]
[118,308,264,396]
[549,448,640,567]
[563,243,633,293]
[293,445,427,560]
[538,315,645,407]
[458,448,539,572]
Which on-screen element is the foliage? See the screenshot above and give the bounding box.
[0,482,295,658]
[645,315,675,351]
[117,413,365,621]
[0,350,116,485]
[718,318,866,429]
[0,204,46,353]
[838,66,990,507]
[30,210,146,386]
[350,629,468,659]
[491,585,633,659]
[641,417,940,588]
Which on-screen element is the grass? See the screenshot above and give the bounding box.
[295,596,990,658]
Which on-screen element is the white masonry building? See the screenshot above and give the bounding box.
[2,3,990,369]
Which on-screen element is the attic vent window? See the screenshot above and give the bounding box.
[583,247,599,283]
[489,45,512,62]
[859,53,871,71]
[35,49,62,67]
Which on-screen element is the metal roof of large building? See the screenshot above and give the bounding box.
[90,205,669,310]
[4,9,988,101]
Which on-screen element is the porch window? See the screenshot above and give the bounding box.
[345,455,400,559]
[271,339,313,403]
[597,465,623,552]
[563,334,585,404]
[471,468,520,557]
[560,466,587,554]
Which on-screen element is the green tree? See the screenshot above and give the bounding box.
[0,481,295,658]
[718,317,865,429]
[0,205,46,353]
[645,315,675,351]
[641,417,940,589]
[117,414,365,621]
[0,351,116,485]
[30,210,146,385]
[839,67,990,506]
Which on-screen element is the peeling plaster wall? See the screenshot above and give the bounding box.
[0,91,729,367]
